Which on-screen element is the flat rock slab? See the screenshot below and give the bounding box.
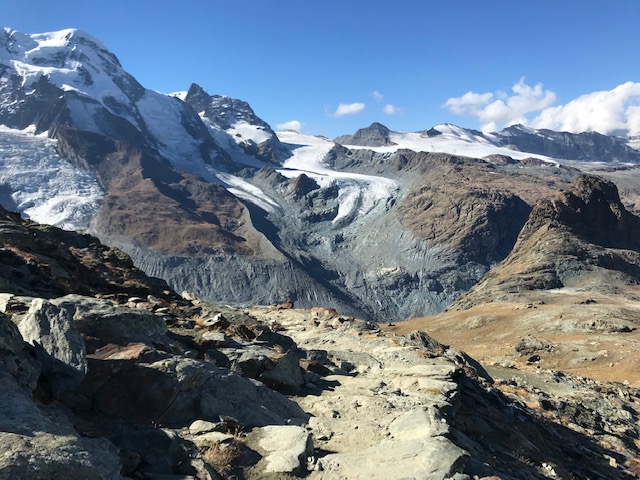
[258,425,312,474]
[318,435,468,480]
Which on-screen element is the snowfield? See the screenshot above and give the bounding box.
[277,131,399,223]
[0,126,104,230]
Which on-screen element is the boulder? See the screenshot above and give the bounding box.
[259,350,304,390]
[0,338,121,479]
[230,350,272,379]
[110,428,190,477]
[200,371,309,428]
[12,298,87,395]
[258,425,313,474]
[51,295,167,348]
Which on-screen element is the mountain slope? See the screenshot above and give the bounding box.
[495,124,640,162]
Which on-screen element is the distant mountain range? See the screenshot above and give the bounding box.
[335,122,640,163]
[1,27,640,321]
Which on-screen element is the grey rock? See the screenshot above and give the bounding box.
[0,369,122,479]
[230,349,271,379]
[12,298,87,395]
[327,350,382,373]
[189,420,225,435]
[258,425,312,474]
[515,336,554,356]
[388,407,449,441]
[318,435,468,480]
[200,370,309,427]
[51,294,167,345]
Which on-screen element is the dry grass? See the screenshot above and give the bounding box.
[203,440,242,474]
[390,289,640,387]
[201,428,245,475]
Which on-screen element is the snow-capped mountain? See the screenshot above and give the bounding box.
[183,83,290,165]
[2,27,640,322]
[336,122,640,163]
[0,27,229,179]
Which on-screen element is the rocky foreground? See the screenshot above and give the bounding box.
[2,287,640,479]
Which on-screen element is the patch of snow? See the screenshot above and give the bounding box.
[0,126,103,230]
[227,121,272,145]
[216,172,280,214]
[628,136,640,150]
[201,116,266,169]
[168,91,188,101]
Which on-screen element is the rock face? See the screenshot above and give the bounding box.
[0,206,178,300]
[455,174,640,308]
[0,313,122,480]
[12,298,87,395]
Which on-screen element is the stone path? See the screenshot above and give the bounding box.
[249,308,469,480]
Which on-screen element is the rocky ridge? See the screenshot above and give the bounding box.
[334,122,396,147]
[454,174,640,309]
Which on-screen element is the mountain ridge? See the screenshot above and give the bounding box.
[335,121,640,162]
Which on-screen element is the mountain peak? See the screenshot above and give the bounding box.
[186,82,208,97]
[334,122,395,147]
[367,122,390,131]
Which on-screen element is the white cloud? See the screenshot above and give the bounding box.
[444,78,555,132]
[444,91,494,116]
[530,82,640,136]
[333,102,366,117]
[276,120,304,132]
[382,104,403,115]
[444,79,640,136]
[372,90,384,102]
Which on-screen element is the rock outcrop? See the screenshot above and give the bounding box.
[455,174,640,308]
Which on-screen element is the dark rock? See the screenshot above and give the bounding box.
[111,429,190,476]
[252,326,297,352]
[287,174,320,198]
[231,350,272,379]
[259,350,304,391]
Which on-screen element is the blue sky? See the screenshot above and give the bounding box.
[5,0,640,137]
